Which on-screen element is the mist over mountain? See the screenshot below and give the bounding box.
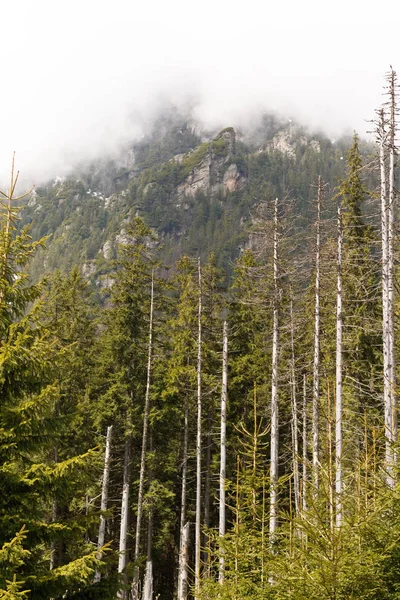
[1,0,397,187]
[19,106,367,286]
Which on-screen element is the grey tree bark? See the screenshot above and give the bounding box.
[335,207,343,528]
[117,438,131,600]
[269,197,279,540]
[379,108,393,487]
[177,394,189,600]
[219,321,228,584]
[388,69,398,474]
[94,425,113,583]
[195,258,202,598]
[290,293,300,515]
[302,374,307,513]
[312,177,322,491]
[132,272,155,599]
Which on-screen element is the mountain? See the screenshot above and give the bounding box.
[20,110,357,285]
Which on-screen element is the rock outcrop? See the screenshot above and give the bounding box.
[176,128,245,199]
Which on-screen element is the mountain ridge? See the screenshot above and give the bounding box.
[20,110,361,285]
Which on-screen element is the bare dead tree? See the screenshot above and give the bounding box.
[290,292,300,515]
[387,68,398,470]
[117,437,131,600]
[335,206,343,527]
[132,272,155,599]
[94,425,113,583]
[312,177,322,491]
[195,258,202,598]
[269,197,279,540]
[219,320,228,584]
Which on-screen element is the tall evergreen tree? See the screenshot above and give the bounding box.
[0,165,109,598]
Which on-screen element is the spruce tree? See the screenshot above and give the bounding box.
[0,164,109,598]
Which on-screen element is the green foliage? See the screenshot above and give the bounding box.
[0,168,109,598]
[6,112,400,599]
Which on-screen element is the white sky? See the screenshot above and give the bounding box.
[0,0,398,186]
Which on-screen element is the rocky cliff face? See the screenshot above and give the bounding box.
[176,128,246,199]
[264,126,321,157]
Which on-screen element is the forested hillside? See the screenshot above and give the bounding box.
[20,109,357,284]
[3,70,400,600]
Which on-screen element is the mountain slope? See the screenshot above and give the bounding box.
[21,112,355,284]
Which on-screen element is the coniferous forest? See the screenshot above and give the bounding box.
[2,70,400,600]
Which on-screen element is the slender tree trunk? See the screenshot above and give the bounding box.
[270,197,279,540]
[388,68,398,468]
[234,456,240,598]
[379,108,393,487]
[290,293,300,516]
[177,394,189,600]
[178,522,189,600]
[132,273,155,599]
[327,381,334,535]
[335,207,343,528]
[118,437,131,600]
[203,411,211,576]
[219,321,228,584]
[143,438,153,600]
[312,177,322,491]
[142,559,153,600]
[302,374,307,514]
[94,425,113,583]
[195,258,202,598]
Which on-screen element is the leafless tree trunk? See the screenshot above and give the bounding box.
[203,411,211,575]
[219,321,228,584]
[388,68,398,468]
[178,522,190,600]
[312,177,322,491]
[302,374,307,513]
[195,258,202,598]
[379,108,393,487]
[290,292,300,515]
[177,394,189,600]
[143,447,154,600]
[142,559,153,600]
[132,272,155,599]
[335,207,343,528]
[118,438,131,600]
[94,425,113,583]
[269,197,279,540]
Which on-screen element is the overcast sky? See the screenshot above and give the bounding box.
[0,0,398,186]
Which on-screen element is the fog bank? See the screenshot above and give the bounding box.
[0,0,397,186]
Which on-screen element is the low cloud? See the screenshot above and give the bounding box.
[0,0,396,188]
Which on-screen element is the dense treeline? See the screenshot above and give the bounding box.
[2,72,400,600]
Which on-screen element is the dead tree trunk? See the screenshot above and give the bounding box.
[195,258,202,598]
[379,108,393,486]
[203,411,211,576]
[117,438,131,600]
[290,292,300,515]
[94,425,113,583]
[178,523,190,600]
[335,206,343,528]
[269,197,279,540]
[388,68,398,470]
[219,321,228,584]
[177,394,189,600]
[312,177,322,491]
[143,437,154,600]
[132,272,155,599]
[302,374,307,513]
